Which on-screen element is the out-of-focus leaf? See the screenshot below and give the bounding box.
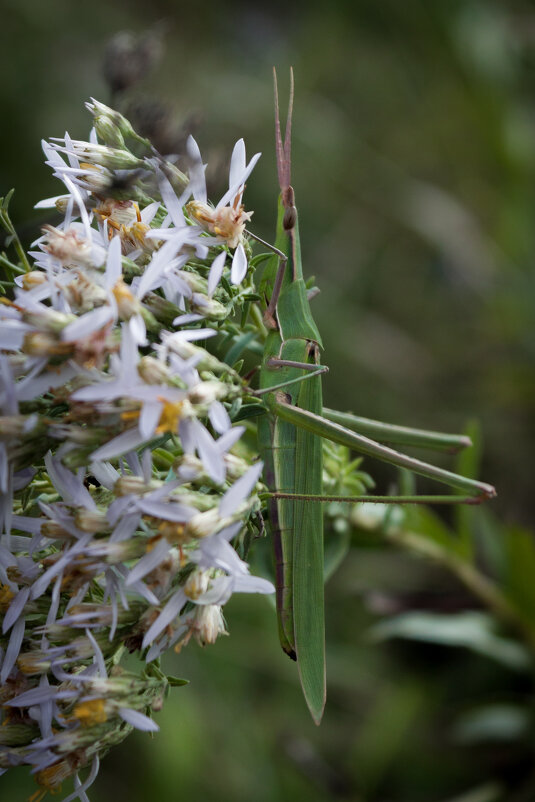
[350,681,424,794]
[452,704,530,744]
[323,525,350,582]
[503,525,535,621]
[371,611,532,671]
[454,419,482,552]
[397,505,470,559]
[438,782,504,802]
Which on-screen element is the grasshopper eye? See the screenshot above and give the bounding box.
[283,206,297,231]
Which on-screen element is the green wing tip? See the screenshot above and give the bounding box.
[307,694,326,726]
[297,658,326,725]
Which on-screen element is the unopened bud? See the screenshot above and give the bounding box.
[138,356,170,385]
[70,141,146,171]
[187,379,226,406]
[74,508,109,534]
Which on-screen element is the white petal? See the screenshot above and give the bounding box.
[172,313,204,326]
[0,617,25,683]
[139,401,163,440]
[207,251,226,297]
[16,362,78,402]
[209,401,230,434]
[192,420,225,484]
[44,452,96,509]
[219,462,263,518]
[171,328,217,342]
[119,707,159,732]
[85,628,107,678]
[91,428,148,461]
[135,236,185,300]
[231,244,248,285]
[137,499,196,522]
[157,170,187,228]
[125,538,171,586]
[2,586,30,633]
[34,195,69,209]
[215,426,245,454]
[105,234,122,289]
[218,151,261,209]
[89,461,120,490]
[186,136,207,202]
[61,305,115,342]
[229,139,246,191]
[142,590,185,648]
[140,201,160,225]
[60,756,100,802]
[232,574,275,594]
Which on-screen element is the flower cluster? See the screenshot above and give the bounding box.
[0,100,273,800]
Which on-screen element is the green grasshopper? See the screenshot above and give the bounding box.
[255,70,495,725]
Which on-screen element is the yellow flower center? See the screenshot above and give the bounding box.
[34,757,73,792]
[156,399,184,434]
[157,521,186,545]
[0,584,15,612]
[73,698,107,727]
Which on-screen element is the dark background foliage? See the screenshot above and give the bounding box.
[2,2,535,800]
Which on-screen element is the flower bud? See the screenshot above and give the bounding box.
[86,99,152,150]
[74,508,109,534]
[114,475,159,497]
[187,380,227,406]
[69,141,146,170]
[22,332,72,357]
[138,355,170,385]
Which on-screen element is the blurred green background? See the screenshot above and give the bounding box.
[2,1,535,800]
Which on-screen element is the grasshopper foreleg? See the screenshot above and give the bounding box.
[246,229,287,330]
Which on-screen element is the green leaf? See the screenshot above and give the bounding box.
[166,675,189,687]
[503,524,535,621]
[452,704,530,744]
[232,404,266,422]
[371,611,532,671]
[224,331,257,365]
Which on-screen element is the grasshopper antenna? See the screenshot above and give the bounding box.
[273,67,295,210]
